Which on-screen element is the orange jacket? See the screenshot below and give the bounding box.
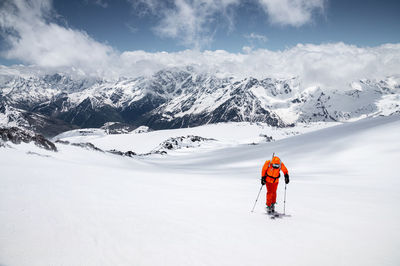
[261,157,288,184]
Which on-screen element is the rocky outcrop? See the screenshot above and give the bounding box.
[107,149,136,157]
[154,135,215,152]
[0,127,57,151]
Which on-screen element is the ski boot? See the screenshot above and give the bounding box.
[270,203,275,214]
[269,203,281,219]
[266,205,273,214]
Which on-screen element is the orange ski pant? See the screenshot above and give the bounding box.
[266,182,279,206]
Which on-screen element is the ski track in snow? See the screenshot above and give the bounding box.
[1,116,400,266]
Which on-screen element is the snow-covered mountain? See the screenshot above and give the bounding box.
[1,67,399,136]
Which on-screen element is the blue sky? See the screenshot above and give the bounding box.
[50,0,400,53]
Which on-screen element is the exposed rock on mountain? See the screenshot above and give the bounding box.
[0,104,78,137]
[107,149,136,157]
[101,122,137,134]
[0,127,57,151]
[155,135,216,152]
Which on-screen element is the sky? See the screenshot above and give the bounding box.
[0,0,399,85]
[50,0,400,52]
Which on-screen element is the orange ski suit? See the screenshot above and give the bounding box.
[261,157,289,207]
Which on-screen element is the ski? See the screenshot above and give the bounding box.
[266,210,282,219]
[266,209,279,219]
[270,213,280,219]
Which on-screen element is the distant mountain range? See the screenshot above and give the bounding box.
[0,67,399,136]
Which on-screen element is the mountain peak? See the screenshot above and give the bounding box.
[0,68,399,136]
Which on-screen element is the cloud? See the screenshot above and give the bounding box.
[118,43,400,90]
[256,0,325,27]
[0,0,116,75]
[131,0,241,49]
[245,33,268,43]
[244,33,268,51]
[242,46,253,53]
[83,0,109,8]
[129,0,325,48]
[127,0,161,15]
[94,0,108,8]
[125,22,138,33]
[93,0,108,8]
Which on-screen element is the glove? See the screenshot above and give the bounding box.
[261,176,266,185]
[284,173,290,184]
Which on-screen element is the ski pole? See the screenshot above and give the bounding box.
[251,184,264,213]
[283,183,287,215]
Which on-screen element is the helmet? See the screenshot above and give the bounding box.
[271,156,281,169]
[271,156,280,164]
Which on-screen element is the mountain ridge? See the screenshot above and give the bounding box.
[0,67,399,136]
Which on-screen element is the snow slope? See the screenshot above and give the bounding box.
[0,116,399,266]
[53,121,339,153]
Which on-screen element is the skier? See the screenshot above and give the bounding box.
[261,156,289,214]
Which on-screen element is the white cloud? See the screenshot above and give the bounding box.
[129,0,325,49]
[245,33,268,43]
[127,0,160,14]
[83,0,108,8]
[129,44,400,92]
[132,0,241,49]
[244,33,268,50]
[117,43,400,90]
[125,22,138,33]
[256,0,325,27]
[242,46,253,53]
[0,0,116,75]
[93,0,108,8]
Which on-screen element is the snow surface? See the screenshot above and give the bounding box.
[53,122,339,154]
[1,116,400,266]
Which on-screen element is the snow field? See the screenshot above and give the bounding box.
[1,115,400,266]
[54,121,339,154]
